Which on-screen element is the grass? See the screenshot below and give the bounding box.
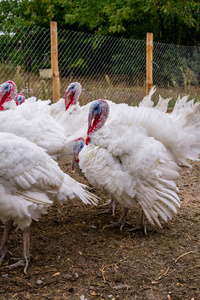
[0,62,199,106]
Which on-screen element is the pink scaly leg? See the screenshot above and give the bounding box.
[97,196,117,216]
[102,207,130,231]
[127,211,148,235]
[103,208,148,234]
[8,227,31,273]
[0,220,13,265]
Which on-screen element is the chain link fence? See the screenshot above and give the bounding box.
[0,24,199,106]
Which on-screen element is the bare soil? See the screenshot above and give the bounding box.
[0,158,199,300]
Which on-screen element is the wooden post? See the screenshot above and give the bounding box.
[146,33,153,95]
[50,21,60,102]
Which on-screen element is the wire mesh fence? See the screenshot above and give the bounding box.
[0,24,200,106]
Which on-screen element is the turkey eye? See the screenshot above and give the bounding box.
[4,84,10,92]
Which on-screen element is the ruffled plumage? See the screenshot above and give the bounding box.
[74,95,200,230]
[0,97,74,160]
[0,132,98,229]
[0,132,98,272]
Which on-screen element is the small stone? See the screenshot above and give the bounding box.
[90,225,97,229]
[74,272,79,278]
[36,279,43,286]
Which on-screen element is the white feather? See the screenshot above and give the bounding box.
[75,94,200,229]
[0,132,98,230]
[0,98,73,160]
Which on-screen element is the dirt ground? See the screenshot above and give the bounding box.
[0,158,199,300]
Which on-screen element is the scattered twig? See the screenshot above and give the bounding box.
[185,264,200,272]
[157,267,171,279]
[152,250,197,283]
[152,267,176,283]
[175,251,195,263]
[100,256,129,283]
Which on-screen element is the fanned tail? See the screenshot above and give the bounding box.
[154,95,171,113]
[170,96,200,163]
[139,86,156,108]
[137,156,180,228]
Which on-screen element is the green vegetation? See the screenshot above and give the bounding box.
[0,1,199,103]
[0,0,200,46]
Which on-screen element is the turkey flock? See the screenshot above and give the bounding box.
[0,79,200,273]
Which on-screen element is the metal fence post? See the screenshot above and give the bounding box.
[50,21,60,102]
[146,33,153,95]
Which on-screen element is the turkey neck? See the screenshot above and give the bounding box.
[65,91,77,110]
[86,100,109,145]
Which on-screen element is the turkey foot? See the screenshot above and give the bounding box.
[97,199,116,216]
[8,257,30,274]
[126,212,147,235]
[102,208,130,231]
[0,246,13,265]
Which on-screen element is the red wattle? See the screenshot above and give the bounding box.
[86,136,90,145]
[65,101,71,111]
[0,94,7,107]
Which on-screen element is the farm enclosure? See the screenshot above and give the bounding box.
[0,22,200,300]
[1,24,200,105]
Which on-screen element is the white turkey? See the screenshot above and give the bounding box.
[0,81,49,110]
[0,132,98,273]
[50,81,82,121]
[72,98,200,233]
[54,81,125,136]
[51,82,93,143]
[0,80,17,110]
[69,84,172,215]
[69,85,171,215]
[0,81,89,159]
[14,93,26,106]
[0,83,78,160]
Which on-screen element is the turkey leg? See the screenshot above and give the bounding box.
[8,226,31,273]
[0,219,13,264]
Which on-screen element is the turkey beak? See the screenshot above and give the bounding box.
[72,150,79,170]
